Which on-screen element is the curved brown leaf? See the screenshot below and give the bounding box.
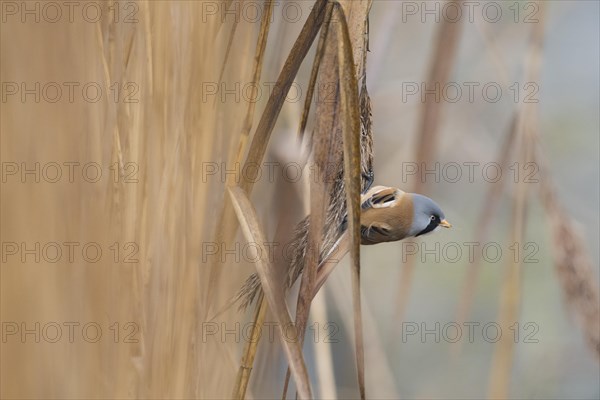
[333,3,365,399]
[227,186,313,400]
[205,0,328,317]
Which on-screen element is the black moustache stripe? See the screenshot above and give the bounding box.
[416,219,438,237]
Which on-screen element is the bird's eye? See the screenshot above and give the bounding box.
[430,215,436,221]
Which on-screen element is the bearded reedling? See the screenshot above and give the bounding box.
[235,185,451,311]
[233,78,374,311]
[234,71,450,310]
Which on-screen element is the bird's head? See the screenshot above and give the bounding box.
[408,193,452,238]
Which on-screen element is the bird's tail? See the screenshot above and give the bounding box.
[208,216,310,320]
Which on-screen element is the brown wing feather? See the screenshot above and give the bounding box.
[361,189,413,244]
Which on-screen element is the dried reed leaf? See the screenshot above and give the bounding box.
[235,144,307,400]
[294,42,335,353]
[288,51,335,394]
[297,2,335,142]
[227,186,313,400]
[282,11,343,390]
[282,4,338,395]
[214,7,274,366]
[283,3,371,396]
[239,0,328,194]
[205,0,328,315]
[333,4,366,397]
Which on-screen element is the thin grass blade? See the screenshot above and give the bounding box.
[232,0,274,164]
[232,293,267,399]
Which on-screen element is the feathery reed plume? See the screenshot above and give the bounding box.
[537,155,600,359]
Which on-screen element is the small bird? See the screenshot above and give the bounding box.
[359,185,451,245]
[232,185,451,312]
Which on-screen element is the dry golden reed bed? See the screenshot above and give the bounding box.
[1,1,599,399]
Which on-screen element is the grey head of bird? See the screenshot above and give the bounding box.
[407,193,452,238]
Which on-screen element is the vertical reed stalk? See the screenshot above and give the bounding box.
[396,0,464,323]
[488,4,546,397]
[232,293,268,399]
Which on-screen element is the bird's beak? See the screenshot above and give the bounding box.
[439,219,452,228]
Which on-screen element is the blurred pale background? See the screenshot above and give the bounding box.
[1,1,598,399]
